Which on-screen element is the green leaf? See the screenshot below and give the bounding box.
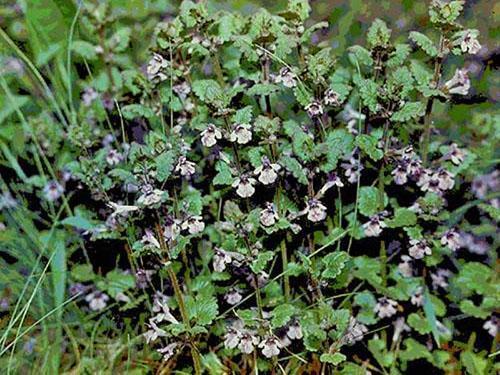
[213,161,234,186]
[387,43,411,68]
[61,216,94,231]
[247,83,279,97]
[320,129,354,172]
[461,351,487,375]
[187,293,218,326]
[100,270,135,298]
[122,104,155,119]
[281,155,308,185]
[356,134,383,161]
[71,264,95,282]
[155,150,176,182]
[409,31,438,57]
[358,186,387,217]
[71,40,98,60]
[270,304,295,328]
[322,251,350,279]
[358,79,378,112]
[391,102,425,122]
[320,353,346,366]
[423,288,441,346]
[348,45,373,67]
[367,19,392,49]
[251,251,274,274]
[386,208,417,228]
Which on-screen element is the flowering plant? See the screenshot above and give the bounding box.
[0,0,498,373]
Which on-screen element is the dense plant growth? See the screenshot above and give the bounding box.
[0,0,498,373]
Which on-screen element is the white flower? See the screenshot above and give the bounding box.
[444,68,470,96]
[260,202,279,227]
[431,269,451,289]
[164,216,181,241]
[420,174,441,194]
[43,181,64,201]
[447,143,465,165]
[254,156,281,185]
[305,199,327,222]
[342,157,363,184]
[85,291,109,311]
[391,163,409,185]
[305,100,323,118]
[238,331,259,354]
[341,317,368,345]
[224,321,244,349]
[229,123,252,144]
[225,288,243,305]
[213,248,232,272]
[157,343,179,361]
[107,202,140,217]
[398,255,414,277]
[374,297,398,319]
[173,81,191,100]
[137,189,164,206]
[152,300,179,324]
[200,124,222,147]
[483,317,498,337]
[144,320,167,344]
[287,321,303,340]
[141,229,161,249]
[440,229,461,251]
[410,287,424,306]
[106,149,123,166]
[82,87,98,106]
[363,214,386,237]
[275,67,297,88]
[342,104,366,135]
[232,174,256,198]
[147,53,169,82]
[259,336,282,358]
[408,239,432,259]
[435,169,455,191]
[317,173,344,196]
[458,30,481,55]
[181,215,205,235]
[324,89,341,106]
[392,317,410,342]
[175,156,196,176]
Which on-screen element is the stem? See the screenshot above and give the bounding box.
[280,240,290,302]
[155,223,202,374]
[422,35,444,166]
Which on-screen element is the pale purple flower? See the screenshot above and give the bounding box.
[232,174,256,198]
[144,320,167,343]
[398,255,414,277]
[275,67,297,88]
[287,321,303,340]
[157,343,179,361]
[447,143,465,165]
[435,169,455,191]
[201,124,222,147]
[392,163,409,185]
[260,202,279,227]
[106,148,123,166]
[483,316,498,337]
[254,156,281,185]
[173,81,191,100]
[458,30,482,55]
[85,291,109,311]
[410,287,424,306]
[181,215,205,235]
[374,297,398,319]
[43,181,64,201]
[224,288,243,305]
[229,123,252,144]
[363,214,386,237]
[431,269,451,289]
[392,317,410,342]
[341,317,368,345]
[342,157,363,184]
[141,229,161,249]
[213,248,233,272]
[175,156,196,176]
[259,335,282,358]
[444,68,470,96]
[163,216,181,241]
[305,100,323,118]
[408,239,432,259]
[323,89,341,106]
[305,198,327,222]
[440,229,461,251]
[82,87,98,106]
[238,331,259,354]
[147,53,169,82]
